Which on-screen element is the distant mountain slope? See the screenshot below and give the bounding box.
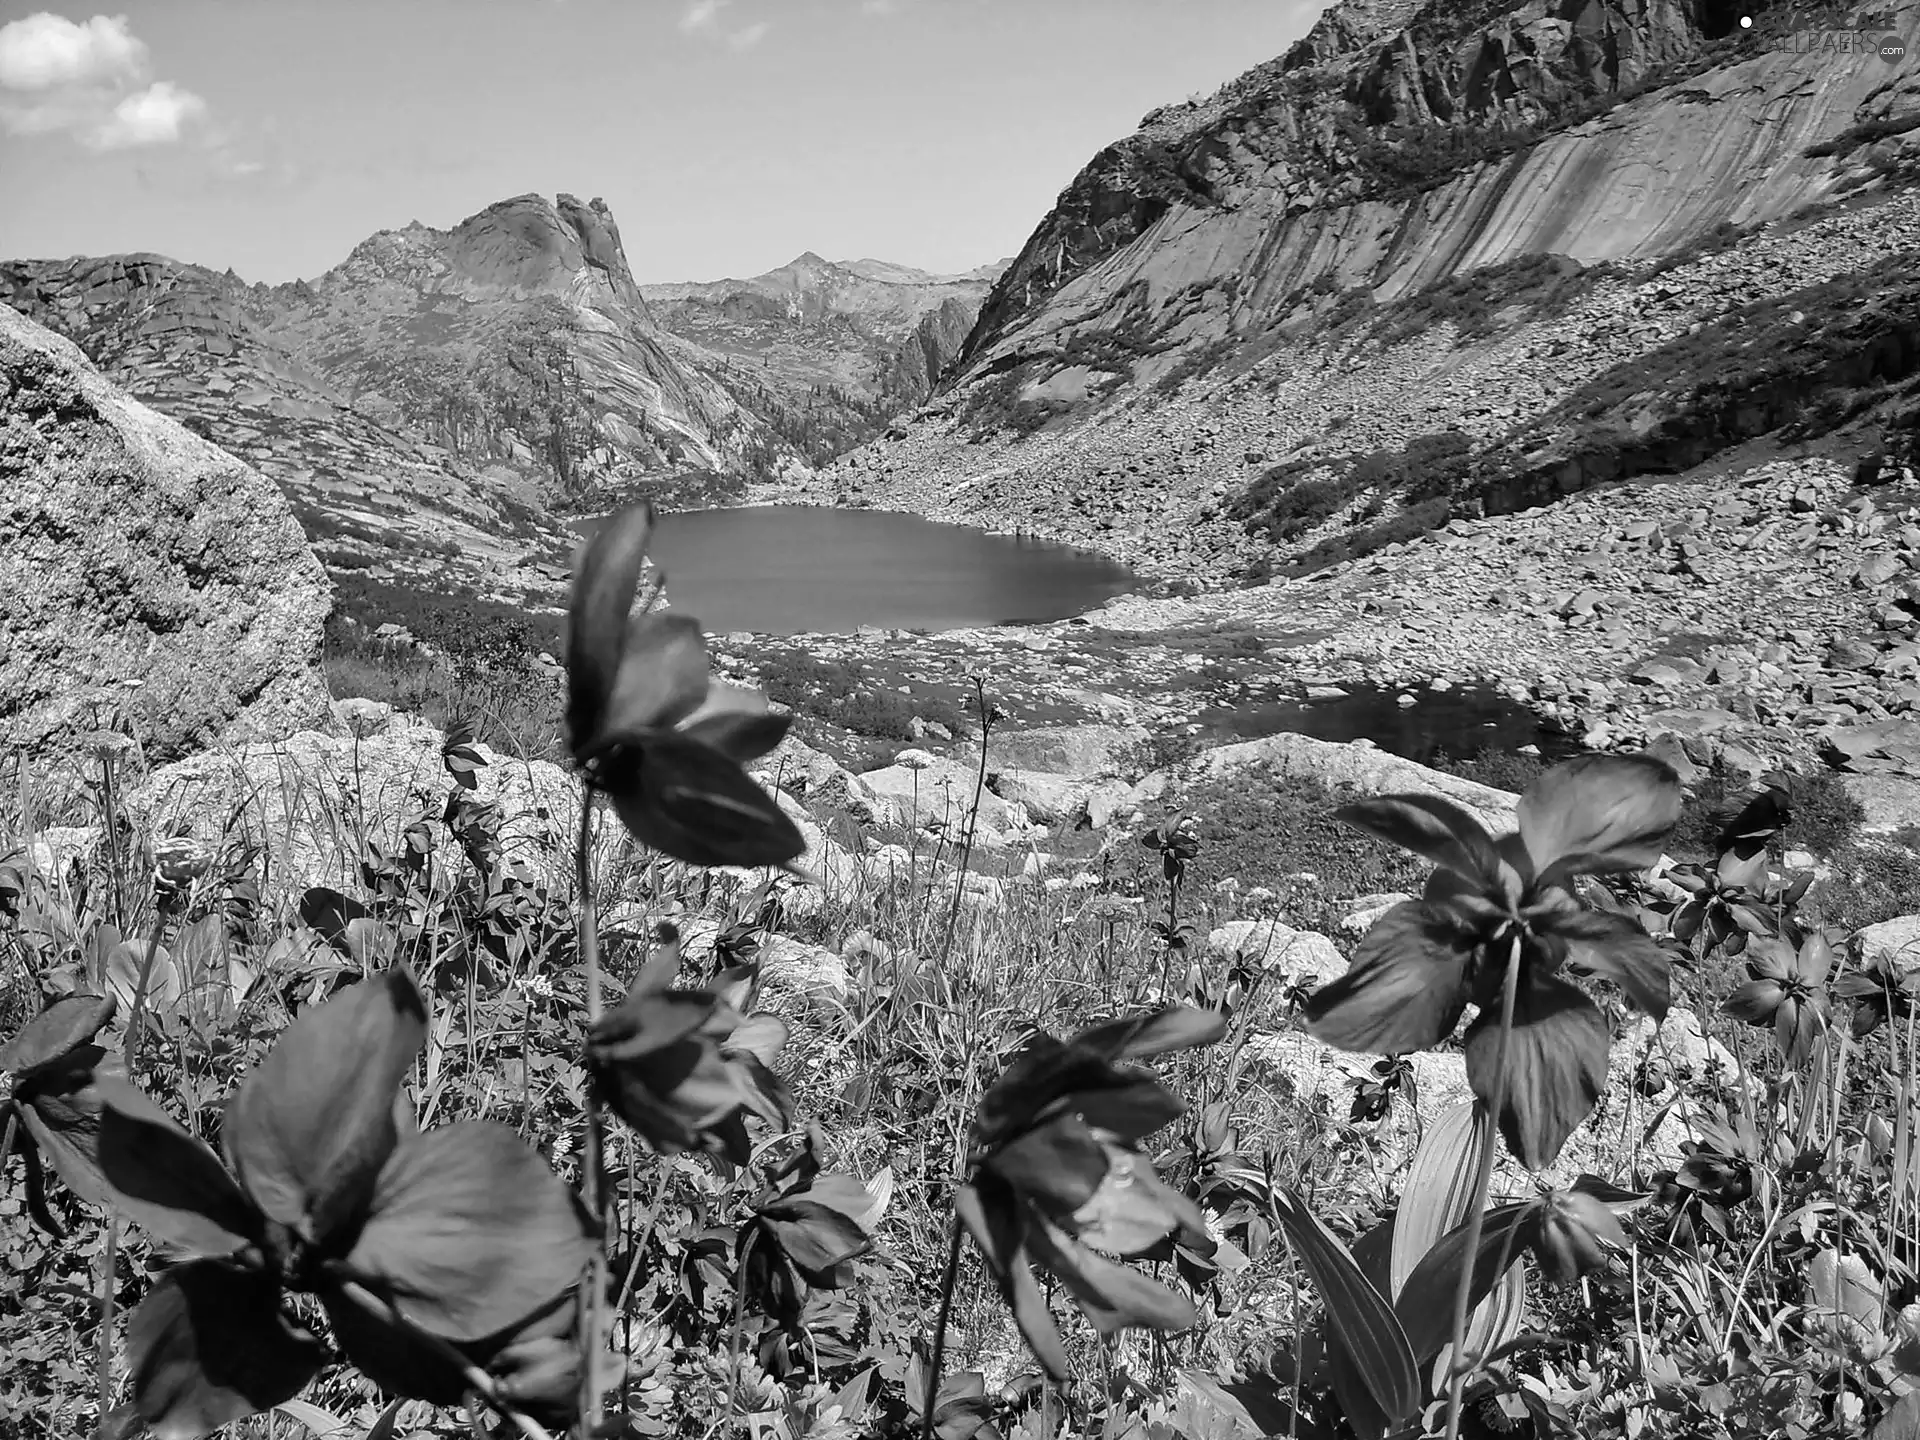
[0,193,813,610]
[0,250,555,601]
[641,252,1006,462]
[769,0,1920,582]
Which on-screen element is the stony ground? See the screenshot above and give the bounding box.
[734,184,1920,801]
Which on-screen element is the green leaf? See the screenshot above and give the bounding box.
[680,686,792,764]
[1873,1388,1920,1440]
[602,611,712,740]
[1552,909,1672,1020]
[296,888,371,957]
[1025,1209,1200,1336]
[1393,1201,1537,1366]
[956,1180,1070,1382]
[341,1121,594,1341]
[1302,903,1472,1055]
[1270,1184,1420,1428]
[320,1289,469,1408]
[1059,1077,1185,1144]
[601,730,806,868]
[1519,754,1682,879]
[1336,795,1505,890]
[983,1112,1108,1215]
[271,1399,355,1437]
[127,1262,323,1440]
[758,1198,871,1276]
[1389,1101,1486,1303]
[95,1077,255,1257]
[224,968,426,1247]
[17,1049,113,1208]
[1464,972,1608,1171]
[565,501,656,756]
[0,992,115,1077]
[1072,1005,1227,1061]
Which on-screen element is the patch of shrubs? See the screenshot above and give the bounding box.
[328,572,564,657]
[751,647,966,742]
[1126,765,1433,936]
[1804,112,1920,159]
[1666,762,1865,863]
[1427,745,1549,796]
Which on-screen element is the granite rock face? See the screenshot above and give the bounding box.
[0,303,330,763]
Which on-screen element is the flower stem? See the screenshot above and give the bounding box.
[574,784,608,1439]
[335,1279,554,1440]
[923,1216,963,1440]
[1443,929,1522,1440]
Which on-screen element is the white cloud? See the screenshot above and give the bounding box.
[0,11,207,148]
[86,79,206,149]
[679,0,727,33]
[0,12,143,90]
[860,0,903,14]
[679,0,767,50]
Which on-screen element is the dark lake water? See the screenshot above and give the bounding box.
[602,506,1135,635]
[1195,681,1580,767]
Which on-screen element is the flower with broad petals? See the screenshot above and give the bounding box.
[1835,944,1920,1039]
[587,960,791,1163]
[1303,755,1682,1169]
[741,1125,889,1327]
[1524,1183,1641,1283]
[93,968,594,1439]
[566,503,803,868]
[955,1006,1223,1380]
[1722,930,1834,1067]
[1,992,116,1235]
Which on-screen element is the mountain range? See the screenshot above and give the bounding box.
[0,195,1004,609]
[7,0,1920,632]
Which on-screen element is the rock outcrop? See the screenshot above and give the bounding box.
[769,0,1920,587]
[0,304,330,763]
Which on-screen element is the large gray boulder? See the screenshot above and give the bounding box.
[1186,733,1519,834]
[0,304,329,763]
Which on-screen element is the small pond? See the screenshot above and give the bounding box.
[1193,681,1582,768]
[583,506,1135,635]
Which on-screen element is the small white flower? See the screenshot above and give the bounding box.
[520,973,556,999]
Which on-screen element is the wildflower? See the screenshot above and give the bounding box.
[1,992,116,1235]
[1139,814,1200,881]
[152,837,214,892]
[566,503,803,868]
[1524,1185,1635,1283]
[741,1125,889,1326]
[93,968,594,1437]
[1835,944,1920,1038]
[955,1006,1223,1379]
[1722,930,1834,1066]
[1303,755,1682,1169]
[587,961,791,1163]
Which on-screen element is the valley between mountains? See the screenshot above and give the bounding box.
[11,0,1920,805]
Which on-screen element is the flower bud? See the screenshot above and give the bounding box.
[152,837,213,889]
[1530,1189,1629,1284]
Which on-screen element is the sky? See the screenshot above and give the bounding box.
[0,0,1323,286]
